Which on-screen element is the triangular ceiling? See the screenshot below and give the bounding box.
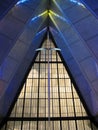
[0,0,98,127]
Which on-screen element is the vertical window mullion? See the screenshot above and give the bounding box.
[37,52,41,130]
[51,50,54,130]
[30,68,33,118]
[56,51,62,130]
[45,50,46,130]
[63,65,70,130]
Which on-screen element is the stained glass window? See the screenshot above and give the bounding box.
[1,39,97,130]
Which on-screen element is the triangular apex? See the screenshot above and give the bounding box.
[2,38,96,130]
[35,35,61,63]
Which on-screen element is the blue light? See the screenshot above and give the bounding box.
[31,10,48,22]
[69,0,84,7]
[36,27,47,36]
[53,0,64,13]
[31,16,39,21]
[49,10,68,23]
[52,1,70,23]
[16,0,29,5]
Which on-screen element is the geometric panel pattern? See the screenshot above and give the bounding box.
[1,39,97,130]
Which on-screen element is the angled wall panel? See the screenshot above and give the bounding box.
[0,0,48,123]
[1,38,97,130]
[50,0,98,123]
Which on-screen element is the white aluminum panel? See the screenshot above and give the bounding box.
[87,35,98,60]
[74,15,98,40]
[9,40,29,62]
[0,14,24,40]
[0,57,18,82]
[65,4,90,23]
[70,40,90,61]
[80,57,98,82]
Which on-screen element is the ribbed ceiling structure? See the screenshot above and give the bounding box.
[0,0,98,128]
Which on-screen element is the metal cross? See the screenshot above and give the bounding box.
[36,47,61,122]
